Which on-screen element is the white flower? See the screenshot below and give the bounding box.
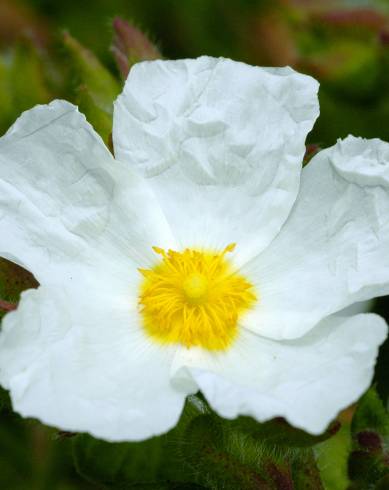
[0,56,388,442]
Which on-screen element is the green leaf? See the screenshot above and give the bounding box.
[229,415,340,448]
[316,422,351,490]
[183,413,327,489]
[109,483,206,489]
[72,396,205,488]
[0,58,14,136]
[9,41,52,115]
[183,414,271,489]
[0,41,53,136]
[292,451,324,490]
[0,413,33,489]
[62,33,120,145]
[351,388,389,437]
[73,433,166,487]
[76,87,114,150]
[0,387,11,413]
[348,388,389,488]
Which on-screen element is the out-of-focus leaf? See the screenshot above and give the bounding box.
[10,40,52,115]
[0,413,32,489]
[373,297,389,403]
[0,413,93,490]
[300,40,380,101]
[309,89,389,147]
[0,0,49,49]
[0,40,52,136]
[72,396,205,488]
[62,33,120,144]
[73,433,165,487]
[76,86,114,150]
[0,57,13,135]
[0,387,11,413]
[63,32,120,111]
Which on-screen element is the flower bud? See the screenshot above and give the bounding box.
[112,17,161,78]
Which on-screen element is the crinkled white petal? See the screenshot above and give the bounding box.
[241,136,389,339]
[0,284,192,442]
[113,57,319,264]
[0,100,176,284]
[172,314,387,435]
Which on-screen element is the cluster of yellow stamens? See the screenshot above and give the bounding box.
[138,244,256,351]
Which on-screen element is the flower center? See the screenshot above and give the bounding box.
[138,244,256,351]
[183,273,208,303]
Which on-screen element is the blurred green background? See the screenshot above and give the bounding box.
[1,0,389,488]
[2,0,389,145]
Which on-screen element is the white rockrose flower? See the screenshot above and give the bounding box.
[0,57,388,442]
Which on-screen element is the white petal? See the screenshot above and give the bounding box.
[113,57,319,263]
[338,300,374,316]
[0,100,176,284]
[0,284,191,442]
[173,314,387,435]
[242,136,389,339]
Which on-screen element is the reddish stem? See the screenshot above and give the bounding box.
[0,299,17,312]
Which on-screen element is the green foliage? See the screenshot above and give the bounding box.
[73,433,167,486]
[72,396,206,488]
[352,387,389,437]
[348,388,389,489]
[62,32,120,145]
[183,413,271,489]
[291,451,324,490]
[0,414,91,490]
[71,397,338,489]
[0,41,53,136]
[182,413,326,489]
[0,59,14,135]
[316,422,351,490]
[229,415,340,448]
[0,413,34,490]
[9,42,52,114]
[0,386,11,413]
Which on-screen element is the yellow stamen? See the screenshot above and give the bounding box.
[138,245,257,351]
